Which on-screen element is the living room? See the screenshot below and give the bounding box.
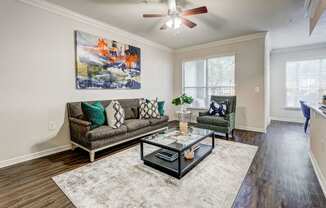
[1,0,326,207]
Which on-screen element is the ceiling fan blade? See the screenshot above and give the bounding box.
[181,6,208,16]
[143,14,166,18]
[181,17,197,28]
[160,23,168,30]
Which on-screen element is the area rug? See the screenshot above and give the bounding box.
[53,139,257,208]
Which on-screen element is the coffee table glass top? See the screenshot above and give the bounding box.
[141,127,213,152]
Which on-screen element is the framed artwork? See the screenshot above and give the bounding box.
[75,31,141,89]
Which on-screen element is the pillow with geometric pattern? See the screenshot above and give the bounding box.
[139,98,161,119]
[106,100,125,129]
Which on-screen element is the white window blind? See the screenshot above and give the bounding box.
[183,56,235,108]
[286,59,326,108]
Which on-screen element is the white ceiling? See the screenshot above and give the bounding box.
[46,0,326,49]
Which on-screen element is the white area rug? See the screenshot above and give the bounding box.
[53,139,257,208]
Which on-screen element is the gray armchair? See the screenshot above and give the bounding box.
[196,96,236,139]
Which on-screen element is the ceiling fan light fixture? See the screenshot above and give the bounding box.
[166,16,181,29]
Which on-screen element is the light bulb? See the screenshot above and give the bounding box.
[166,19,173,28]
[166,17,181,29]
[174,17,181,29]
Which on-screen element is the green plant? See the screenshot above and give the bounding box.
[172,94,193,106]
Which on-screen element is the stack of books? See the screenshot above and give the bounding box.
[320,105,326,114]
[156,149,178,162]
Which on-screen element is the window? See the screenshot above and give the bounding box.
[183,56,235,108]
[286,59,326,108]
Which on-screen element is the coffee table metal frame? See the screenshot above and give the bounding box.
[140,128,215,179]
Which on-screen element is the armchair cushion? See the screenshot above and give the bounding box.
[197,116,229,127]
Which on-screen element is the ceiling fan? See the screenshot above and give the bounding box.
[142,0,208,30]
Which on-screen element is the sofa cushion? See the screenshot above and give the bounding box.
[86,125,127,141]
[149,115,169,126]
[139,99,160,119]
[68,102,83,119]
[81,101,106,128]
[124,119,150,132]
[106,100,125,129]
[197,116,229,127]
[157,101,165,116]
[124,107,139,119]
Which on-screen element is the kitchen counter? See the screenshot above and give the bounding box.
[308,103,326,196]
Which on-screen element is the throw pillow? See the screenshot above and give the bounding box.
[139,99,161,119]
[81,101,106,128]
[158,101,165,116]
[208,101,228,117]
[106,100,125,129]
[124,107,138,120]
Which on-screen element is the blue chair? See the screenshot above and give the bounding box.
[299,101,310,133]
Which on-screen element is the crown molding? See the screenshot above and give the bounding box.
[19,0,173,52]
[176,32,267,53]
[271,42,326,54]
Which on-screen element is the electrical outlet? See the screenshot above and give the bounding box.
[48,121,57,131]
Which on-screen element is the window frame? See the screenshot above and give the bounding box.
[182,54,236,108]
[284,57,326,109]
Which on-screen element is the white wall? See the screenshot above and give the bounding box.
[270,44,326,123]
[0,0,174,165]
[264,34,271,129]
[174,33,268,132]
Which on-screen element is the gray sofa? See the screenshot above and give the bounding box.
[67,98,169,162]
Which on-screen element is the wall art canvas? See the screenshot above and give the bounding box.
[75,31,141,89]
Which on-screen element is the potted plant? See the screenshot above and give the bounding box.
[172,93,194,112]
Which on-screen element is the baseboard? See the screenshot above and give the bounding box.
[270,116,304,124]
[309,151,326,197]
[0,144,71,169]
[236,125,266,133]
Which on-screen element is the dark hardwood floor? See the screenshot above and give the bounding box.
[0,121,325,208]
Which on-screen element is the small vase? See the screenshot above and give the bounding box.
[184,148,194,160]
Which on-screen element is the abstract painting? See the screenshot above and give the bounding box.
[75,31,141,89]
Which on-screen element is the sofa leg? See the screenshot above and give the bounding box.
[226,133,229,140]
[89,151,95,162]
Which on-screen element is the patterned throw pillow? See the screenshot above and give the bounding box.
[208,101,228,117]
[106,100,125,129]
[139,99,161,119]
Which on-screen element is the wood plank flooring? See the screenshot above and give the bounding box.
[0,121,325,208]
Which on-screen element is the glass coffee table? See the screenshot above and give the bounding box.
[140,127,215,179]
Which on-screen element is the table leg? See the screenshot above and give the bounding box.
[140,142,144,160]
[178,152,181,177]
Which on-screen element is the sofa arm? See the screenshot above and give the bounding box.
[198,111,209,116]
[69,117,91,127]
[69,117,91,140]
[226,113,236,129]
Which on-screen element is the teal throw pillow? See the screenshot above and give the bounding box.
[158,101,165,116]
[81,101,106,128]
